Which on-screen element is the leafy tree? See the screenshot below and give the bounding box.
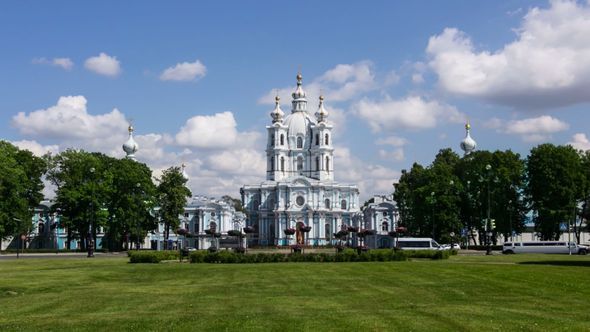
[394,162,429,237]
[221,195,245,213]
[104,158,157,251]
[457,150,526,244]
[157,166,191,249]
[47,150,112,250]
[0,141,45,246]
[526,144,585,240]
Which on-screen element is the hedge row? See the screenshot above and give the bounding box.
[128,250,179,263]
[188,248,452,264]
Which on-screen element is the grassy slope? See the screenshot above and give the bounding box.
[0,254,589,331]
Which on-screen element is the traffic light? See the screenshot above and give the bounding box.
[490,219,496,230]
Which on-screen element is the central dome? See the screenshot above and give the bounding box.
[283,111,313,138]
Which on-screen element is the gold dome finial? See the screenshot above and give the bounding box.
[465,121,471,131]
[275,95,280,103]
[128,125,134,133]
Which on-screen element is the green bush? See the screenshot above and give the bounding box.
[403,250,451,260]
[184,249,452,264]
[128,250,179,263]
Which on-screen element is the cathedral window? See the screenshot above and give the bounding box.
[325,224,332,241]
[315,134,319,145]
[270,157,275,171]
[326,157,330,172]
[280,134,284,145]
[38,222,45,234]
[297,137,303,149]
[381,222,389,232]
[271,134,275,146]
[325,133,329,145]
[209,222,217,232]
[297,156,303,171]
[325,199,330,209]
[341,200,347,210]
[316,156,320,171]
[280,157,285,171]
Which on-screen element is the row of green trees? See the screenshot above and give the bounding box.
[393,144,590,244]
[0,141,192,251]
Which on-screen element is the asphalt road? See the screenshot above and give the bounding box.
[0,252,127,260]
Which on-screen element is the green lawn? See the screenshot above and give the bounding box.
[1,254,589,331]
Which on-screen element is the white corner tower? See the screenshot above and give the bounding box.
[460,121,477,156]
[122,124,139,160]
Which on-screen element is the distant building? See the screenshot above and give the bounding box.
[362,195,398,248]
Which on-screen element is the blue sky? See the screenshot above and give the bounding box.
[1,0,589,200]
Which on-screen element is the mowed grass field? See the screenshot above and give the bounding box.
[1,253,589,331]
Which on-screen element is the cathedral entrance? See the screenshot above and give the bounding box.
[296,221,305,245]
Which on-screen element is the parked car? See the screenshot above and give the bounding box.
[502,241,588,255]
[394,238,445,250]
[441,243,461,250]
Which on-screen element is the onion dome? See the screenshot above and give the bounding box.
[270,95,284,123]
[315,95,329,123]
[181,163,189,181]
[291,72,308,112]
[292,73,306,99]
[122,125,139,160]
[460,122,477,156]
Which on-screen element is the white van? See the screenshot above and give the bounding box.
[394,238,445,250]
[502,241,588,255]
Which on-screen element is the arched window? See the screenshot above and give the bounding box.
[325,199,331,209]
[38,222,45,234]
[271,134,275,146]
[209,222,217,232]
[341,200,347,210]
[297,137,303,149]
[326,157,330,172]
[280,134,284,145]
[315,134,319,145]
[297,156,303,171]
[280,157,285,171]
[316,156,320,171]
[381,222,389,232]
[325,223,331,240]
[270,156,275,171]
[325,133,329,145]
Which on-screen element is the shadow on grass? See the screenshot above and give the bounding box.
[519,260,590,267]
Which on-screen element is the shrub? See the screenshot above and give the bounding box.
[128,250,180,263]
[182,248,450,264]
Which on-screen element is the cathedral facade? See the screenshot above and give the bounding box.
[241,74,360,246]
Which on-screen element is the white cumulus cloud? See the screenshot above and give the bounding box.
[490,115,569,142]
[84,52,121,77]
[258,61,377,105]
[12,96,127,140]
[354,95,464,132]
[33,57,74,70]
[568,133,590,151]
[160,59,207,81]
[12,140,59,157]
[427,0,590,109]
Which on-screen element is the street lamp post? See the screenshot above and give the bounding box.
[430,192,436,240]
[87,167,95,258]
[135,182,141,251]
[485,164,492,255]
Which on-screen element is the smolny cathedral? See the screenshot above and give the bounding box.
[240,73,361,246]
